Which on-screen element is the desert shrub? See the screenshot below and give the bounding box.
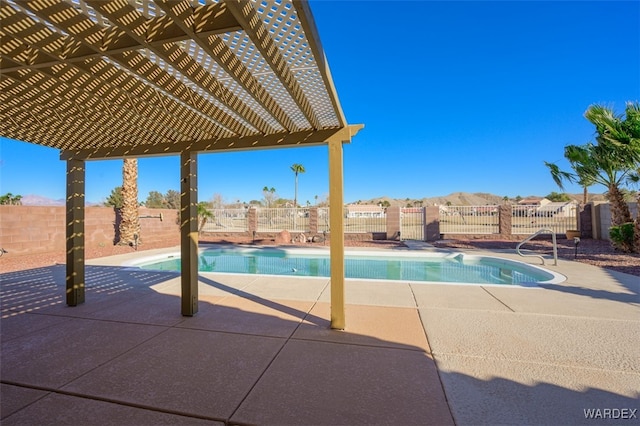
[609,222,634,253]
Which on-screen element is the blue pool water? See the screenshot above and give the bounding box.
[137,248,563,286]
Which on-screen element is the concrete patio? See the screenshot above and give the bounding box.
[1,245,638,425]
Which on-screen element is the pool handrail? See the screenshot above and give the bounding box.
[516,228,557,266]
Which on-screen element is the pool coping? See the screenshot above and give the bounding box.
[117,244,566,288]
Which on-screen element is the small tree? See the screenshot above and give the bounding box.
[104,186,124,208]
[546,192,571,202]
[0,193,22,205]
[164,190,180,209]
[145,191,165,208]
[211,193,225,209]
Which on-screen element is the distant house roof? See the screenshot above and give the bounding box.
[346,205,384,213]
[537,201,577,212]
[518,197,550,205]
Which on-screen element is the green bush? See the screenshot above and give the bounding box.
[609,222,634,253]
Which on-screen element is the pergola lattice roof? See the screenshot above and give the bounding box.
[0,0,360,160]
[1,0,357,328]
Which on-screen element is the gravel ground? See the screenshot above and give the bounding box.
[1,236,638,277]
[433,238,640,277]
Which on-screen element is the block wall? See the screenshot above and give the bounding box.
[0,206,180,256]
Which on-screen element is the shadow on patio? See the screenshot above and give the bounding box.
[2,264,638,425]
[1,265,451,425]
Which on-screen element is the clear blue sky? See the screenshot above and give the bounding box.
[1,1,638,205]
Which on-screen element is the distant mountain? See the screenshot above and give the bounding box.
[19,194,104,206]
[351,192,607,206]
[21,194,65,206]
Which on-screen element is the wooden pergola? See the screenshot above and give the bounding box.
[0,0,361,329]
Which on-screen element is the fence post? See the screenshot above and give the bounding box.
[309,207,318,236]
[424,206,439,241]
[579,203,593,238]
[386,206,401,240]
[248,207,257,236]
[498,205,512,238]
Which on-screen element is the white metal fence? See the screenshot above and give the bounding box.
[256,208,309,232]
[400,208,424,240]
[198,204,579,238]
[439,205,499,234]
[511,204,577,235]
[343,207,386,233]
[315,207,386,233]
[201,208,248,232]
[317,207,330,233]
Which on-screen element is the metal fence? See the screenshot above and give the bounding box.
[400,208,424,240]
[511,204,577,235]
[316,207,387,233]
[439,205,499,234]
[201,208,248,232]
[257,207,310,232]
[317,207,330,233]
[198,204,578,239]
[344,208,386,233]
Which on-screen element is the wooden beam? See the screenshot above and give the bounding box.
[180,151,199,316]
[66,159,85,306]
[328,139,345,329]
[61,125,363,160]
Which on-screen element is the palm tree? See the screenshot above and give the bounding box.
[262,186,276,208]
[197,202,214,232]
[290,163,305,207]
[119,158,141,246]
[546,103,639,229]
[628,168,640,252]
[584,102,639,224]
[545,160,594,205]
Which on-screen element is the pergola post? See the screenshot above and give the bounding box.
[66,159,85,306]
[180,151,199,316]
[328,139,345,329]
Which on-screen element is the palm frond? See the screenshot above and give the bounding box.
[544,161,574,190]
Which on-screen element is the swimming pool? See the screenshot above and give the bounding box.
[134,247,565,286]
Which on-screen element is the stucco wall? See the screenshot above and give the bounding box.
[594,202,638,240]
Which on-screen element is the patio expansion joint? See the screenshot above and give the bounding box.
[0,380,228,424]
[480,286,516,312]
[225,299,324,422]
[413,304,456,424]
[288,335,432,354]
[421,305,640,322]
[429,352,640,376]
[226,278,348,422]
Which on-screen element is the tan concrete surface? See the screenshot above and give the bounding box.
[319,279,417,307]
[2,244,638,425]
